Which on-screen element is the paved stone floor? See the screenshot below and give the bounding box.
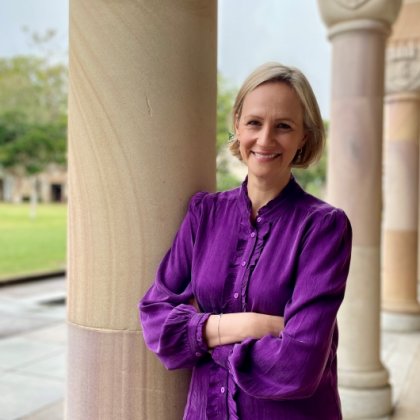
[0,277,419,420]
[382,329,420,419]
[0,278,66,420]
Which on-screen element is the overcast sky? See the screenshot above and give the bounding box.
[0,0,332,117]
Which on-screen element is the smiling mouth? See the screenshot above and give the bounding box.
[251,151,281,161]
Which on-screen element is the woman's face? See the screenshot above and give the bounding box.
[235,81,306,185]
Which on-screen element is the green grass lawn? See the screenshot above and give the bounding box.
[0,203,67,281]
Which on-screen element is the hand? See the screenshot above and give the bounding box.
[262,314,284,337]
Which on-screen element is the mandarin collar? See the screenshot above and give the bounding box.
[238,174,303,223]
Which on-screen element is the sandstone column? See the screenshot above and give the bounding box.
[382,0,420,332]
[317,1,402,418]
[66,1,217,419]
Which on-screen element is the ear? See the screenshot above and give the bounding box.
[300,132,308,148]
[234,113,240,134]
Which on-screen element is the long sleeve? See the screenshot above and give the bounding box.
[139,192,211,370]
[226,208,352,400]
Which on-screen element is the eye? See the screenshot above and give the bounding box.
[277,122,291,130]
[246,120,260,126]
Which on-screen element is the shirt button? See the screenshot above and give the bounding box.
[195,352,201,357]
[233,292,239,299]
[256,216,262,223]
[241,260,246,267]
[220,387,225,394]
[250,232,256,238]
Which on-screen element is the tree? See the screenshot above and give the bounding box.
[0,30,68,213]
[0,112,66,174]
[0,110,66,216]
[216,74,242,191]
[217,74,236,154]
[0,55,67,125]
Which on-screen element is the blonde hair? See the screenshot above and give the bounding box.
[229,62,325,168]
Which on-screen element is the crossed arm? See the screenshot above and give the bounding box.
[190,299,284,348]
[205,313,284,348]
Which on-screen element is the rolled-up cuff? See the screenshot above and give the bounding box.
[187,312,211,357]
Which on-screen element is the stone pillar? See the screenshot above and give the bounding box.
[382,0,420,332]
[382,93,420,330]
[66,1,217,419]
[317,1,402,418]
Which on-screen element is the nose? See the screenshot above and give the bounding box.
[257,124,275,146]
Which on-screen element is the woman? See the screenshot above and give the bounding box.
[139,62,352,419]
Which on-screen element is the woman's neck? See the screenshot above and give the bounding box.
[247,172,291,219]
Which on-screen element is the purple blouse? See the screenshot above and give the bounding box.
[139,176,352,420]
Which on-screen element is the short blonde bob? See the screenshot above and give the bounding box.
[229,62,325,168]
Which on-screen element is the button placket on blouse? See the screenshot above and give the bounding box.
[216,224,260,417]
[236,226,259,311]
[239,229,257,271]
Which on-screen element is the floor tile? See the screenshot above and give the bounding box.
[19,400,64,420]
[0,371,63,420]
[22,324,67,345]
[15,350,66,381]
[0,337,64,370]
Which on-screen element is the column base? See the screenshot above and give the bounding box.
[66,322,190,420]
[381,310,420,332]
[339,384,392,419]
